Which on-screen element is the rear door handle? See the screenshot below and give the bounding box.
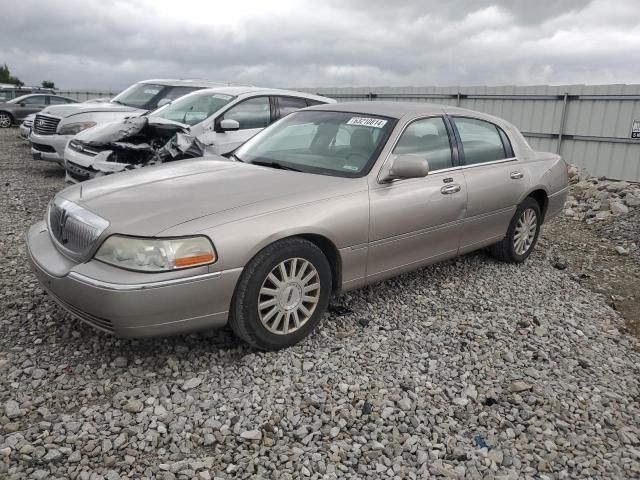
[440,184,461,195]
[510,171,524,179]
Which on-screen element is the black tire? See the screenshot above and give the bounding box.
[490,197,542,263]
[229,238,332,350]
[0,111,13,128]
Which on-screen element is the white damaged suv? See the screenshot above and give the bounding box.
[63,86,333,182]
[30,79,231,164]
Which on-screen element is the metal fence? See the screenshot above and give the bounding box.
[300,85,640,182]
[57,90,119,101]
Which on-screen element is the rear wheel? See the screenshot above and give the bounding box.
[229,238,332,350]
[0,112,13,128]
[490,197,541,263]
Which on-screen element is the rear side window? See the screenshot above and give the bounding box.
[392,117,453,171]
[49,96,72,105]
[453,117,509,165]
[276,96,308,119]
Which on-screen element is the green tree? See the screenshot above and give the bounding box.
[42,80,55,89]
[0,64,23,86]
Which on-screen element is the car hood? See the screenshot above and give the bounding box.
[40,102,143,118]
[58,158,356,236]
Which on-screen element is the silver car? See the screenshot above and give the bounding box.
[27,102,569,350]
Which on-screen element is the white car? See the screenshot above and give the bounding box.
[29,79,232,164]
[19,113,35,139]
[63,86,333,182]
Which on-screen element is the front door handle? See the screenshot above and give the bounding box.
[441,184,461,195]
[510,171,524,179]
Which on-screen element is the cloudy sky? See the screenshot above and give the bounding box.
[3,0,640,91]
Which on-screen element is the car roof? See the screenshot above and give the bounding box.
[138,79,252,88]
[306,101,497,119]
[178,86,334,103]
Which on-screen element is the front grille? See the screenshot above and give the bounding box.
[33,114,60,135]
[47,197,109,258]
[32,143,56,153]
[66,160,97,182]
[45,286,114,334]
[68,140,100,157]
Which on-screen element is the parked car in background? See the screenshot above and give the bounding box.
[19,113,35,139]
[0,85,55,102]
[63,86,334,182]
[0,94,77,128]
[27,102,569,350]
[29,79,235,164]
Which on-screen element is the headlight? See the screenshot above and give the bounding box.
[58,121,97,135]
[95,235,216,272]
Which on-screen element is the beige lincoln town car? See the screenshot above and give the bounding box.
[27,102,569,350]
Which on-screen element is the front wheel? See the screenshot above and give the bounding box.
[490,197,541,263]
[229,238,332,350]
[0,112,13,128]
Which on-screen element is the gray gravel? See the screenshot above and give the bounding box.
[1,128,640,479]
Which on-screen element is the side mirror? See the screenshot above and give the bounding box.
[219,119,240,132]
[380,154,430,183]
[156,98,172,108]
[19,103,26,107]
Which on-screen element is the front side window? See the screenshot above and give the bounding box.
[14,95,46,105]
[453,117,509,165]
[277,96,309,119]
[392,117,452,171]
[153,92,235,126]
[234,110,395,177]
[221,96,271,130]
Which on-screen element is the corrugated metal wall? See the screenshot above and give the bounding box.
[300,84,640,182]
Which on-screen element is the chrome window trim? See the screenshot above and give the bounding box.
[68,271,223,291]
[459,157,518,169]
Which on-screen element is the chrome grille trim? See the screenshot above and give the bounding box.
[47,197,109,260]
[33,114,61,135]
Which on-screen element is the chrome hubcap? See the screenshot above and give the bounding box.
[0,114,11,128]
[514,208,537,255]
[258,258,321,335]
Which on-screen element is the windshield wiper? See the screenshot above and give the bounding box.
[251,160,302,172]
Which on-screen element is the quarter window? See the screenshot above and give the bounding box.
[392,117,453,171]
[221,96,271,130]
[453,117,509,165]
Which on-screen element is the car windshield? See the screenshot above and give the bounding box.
[152,92,236,126]
[234,110,396,177]
[111,83,168,109]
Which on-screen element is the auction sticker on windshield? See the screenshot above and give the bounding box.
[346,117,388,128]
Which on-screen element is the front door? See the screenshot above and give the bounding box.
[202,96,272,155]
[367,116,467,282]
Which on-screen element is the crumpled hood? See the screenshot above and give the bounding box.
[58,158,353,236]
[40,102,142,118]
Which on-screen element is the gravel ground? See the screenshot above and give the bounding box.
[1,128,639,480]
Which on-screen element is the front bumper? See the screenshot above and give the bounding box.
[26,221,242,337]
[64,144,98,183]
[19,124,32,139]
[30,132,71,163]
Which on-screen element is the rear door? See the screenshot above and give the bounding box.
[367,116,467,281]
[450,116,525,253]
